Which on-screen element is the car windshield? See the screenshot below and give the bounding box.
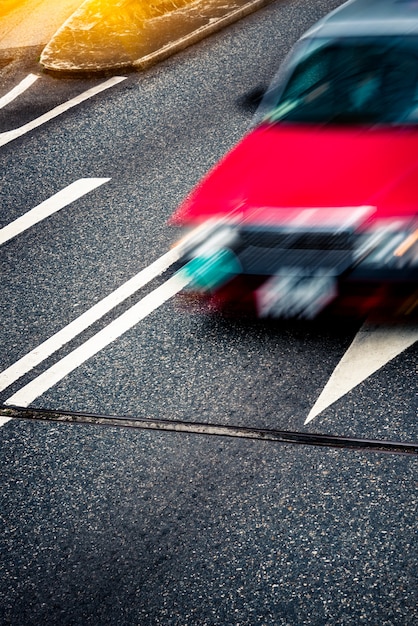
[264,36,418,125]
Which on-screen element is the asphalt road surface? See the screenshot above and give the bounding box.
[0,0,417,624]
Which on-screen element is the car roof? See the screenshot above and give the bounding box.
[303,0,418,38]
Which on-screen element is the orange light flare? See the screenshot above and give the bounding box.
[0,0,82,19]
[0,0,25,17]
[394,229,418,257]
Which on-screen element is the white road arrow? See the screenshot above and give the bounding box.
[305,321,418,424]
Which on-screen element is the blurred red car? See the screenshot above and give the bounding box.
[170,0,418,320]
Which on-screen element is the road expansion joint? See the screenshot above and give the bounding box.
[1,406,417,456]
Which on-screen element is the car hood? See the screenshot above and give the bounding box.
[170,123,418,229]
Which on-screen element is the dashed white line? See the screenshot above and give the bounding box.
[4,271,191,408]
[0,76,127,147]
[0,74,39,109]
[0,248,183,395]
[305,321,418,424]
[0,178,110,245]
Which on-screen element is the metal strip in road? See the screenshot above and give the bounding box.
[0,73,39,109]
[3,272,191,408]
[1,406,417,456]
[0,76,127,147]
[0,248,182,394]
[0,178,110,245]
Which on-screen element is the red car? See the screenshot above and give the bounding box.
[170,0,418,320]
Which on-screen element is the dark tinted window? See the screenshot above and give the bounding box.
[265,36,418,125]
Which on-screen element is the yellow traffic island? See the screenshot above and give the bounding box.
[40,0,274,73]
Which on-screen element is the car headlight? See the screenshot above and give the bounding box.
[393,229,418,266]
[173,219,239,259]
[355,224,418,269]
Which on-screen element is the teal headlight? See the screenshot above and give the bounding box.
[183,249,242,291]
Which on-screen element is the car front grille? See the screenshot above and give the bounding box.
[235,228,354,275]
[238,228,353,250]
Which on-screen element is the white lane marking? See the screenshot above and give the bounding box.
[0,76,126,147]
[305,322,418,424]
[0,248,182,394]
[4,272,190,408]
[0,178,110,245]
[0,416,11,427]
[0,74,39,109]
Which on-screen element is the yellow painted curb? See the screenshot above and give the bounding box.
[40,0,275,73]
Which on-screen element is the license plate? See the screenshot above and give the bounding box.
[256,269,337,319]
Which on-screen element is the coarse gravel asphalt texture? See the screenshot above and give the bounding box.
[1,0,417,624]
